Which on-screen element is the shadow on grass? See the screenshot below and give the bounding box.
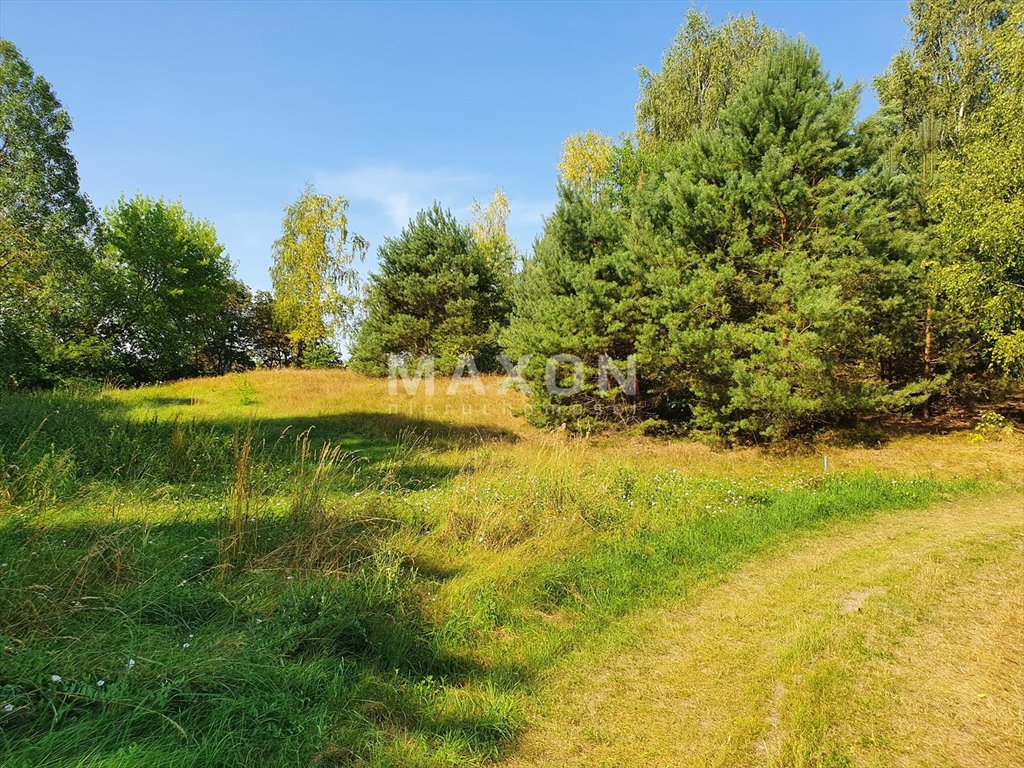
[134,395,199,407]
[0,390,517,500]
[0,515,517,766]
[0,387,512,765]
[248,410,518,459]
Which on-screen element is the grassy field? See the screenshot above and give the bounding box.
[507,493,1023,767]
[1,369,1021,767]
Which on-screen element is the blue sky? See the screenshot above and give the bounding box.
[2,1,910,290]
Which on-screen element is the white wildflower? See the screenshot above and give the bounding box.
[3,703,13,712]
[182,643,190,649]
[50,675,62,683]
[96,680,105,687]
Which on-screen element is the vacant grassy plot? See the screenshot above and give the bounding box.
[1,370,1021,767]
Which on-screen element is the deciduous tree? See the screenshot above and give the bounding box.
[0,40,102,386]
[557,131,615,195]
[98,194,245,382]
[270,185,365,364]
[930,3,1024,375]
[636,10,776,148]
[874,0,1014,391]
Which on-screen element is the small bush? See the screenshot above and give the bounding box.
[971,411,1015,443]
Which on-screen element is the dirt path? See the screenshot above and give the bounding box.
[504,492,1024,767]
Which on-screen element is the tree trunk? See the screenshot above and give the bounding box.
[923,303,933,418]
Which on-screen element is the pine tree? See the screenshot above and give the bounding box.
[350,204,510,375]
[501,184,640,425]
[637,40,915,439]
[509,38,924,440]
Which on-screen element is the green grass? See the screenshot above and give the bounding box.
[0,371,1014,767]
[502,493,1024,767]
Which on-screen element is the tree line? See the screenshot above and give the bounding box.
[1,1,1021,440]
[0,33,517,386]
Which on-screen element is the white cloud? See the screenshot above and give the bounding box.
[312,164,556,256]
[315,165,481,228]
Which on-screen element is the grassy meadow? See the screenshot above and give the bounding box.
[1,369,1021,767]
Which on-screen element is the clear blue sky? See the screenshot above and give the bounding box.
[1,1,910,291]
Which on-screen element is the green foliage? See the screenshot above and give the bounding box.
[636,9,776,148]
[642,41,922,438]
[501,183,639,425]
[98,194,248,382]
[510,40,927,440]
[270,185,365,364]
[351,204,511,375]
[505,5,1021,439]
[244,290,293,369]
[970,410,1016,443]
[300,341,340,369]
[0,43,282,388]
[875,0,1009,147]
[0,39,103,388]
[874,0,1017,385]
[470,188,518,281]
[1,2,1019,432]
[930,4,1024,376]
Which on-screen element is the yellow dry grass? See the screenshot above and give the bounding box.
[112,368,530,434]
[503,491,1024,767]
[109,368,1024,486]
[847,523,1024,767]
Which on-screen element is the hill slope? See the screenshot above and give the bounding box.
[0,370,1021,766]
